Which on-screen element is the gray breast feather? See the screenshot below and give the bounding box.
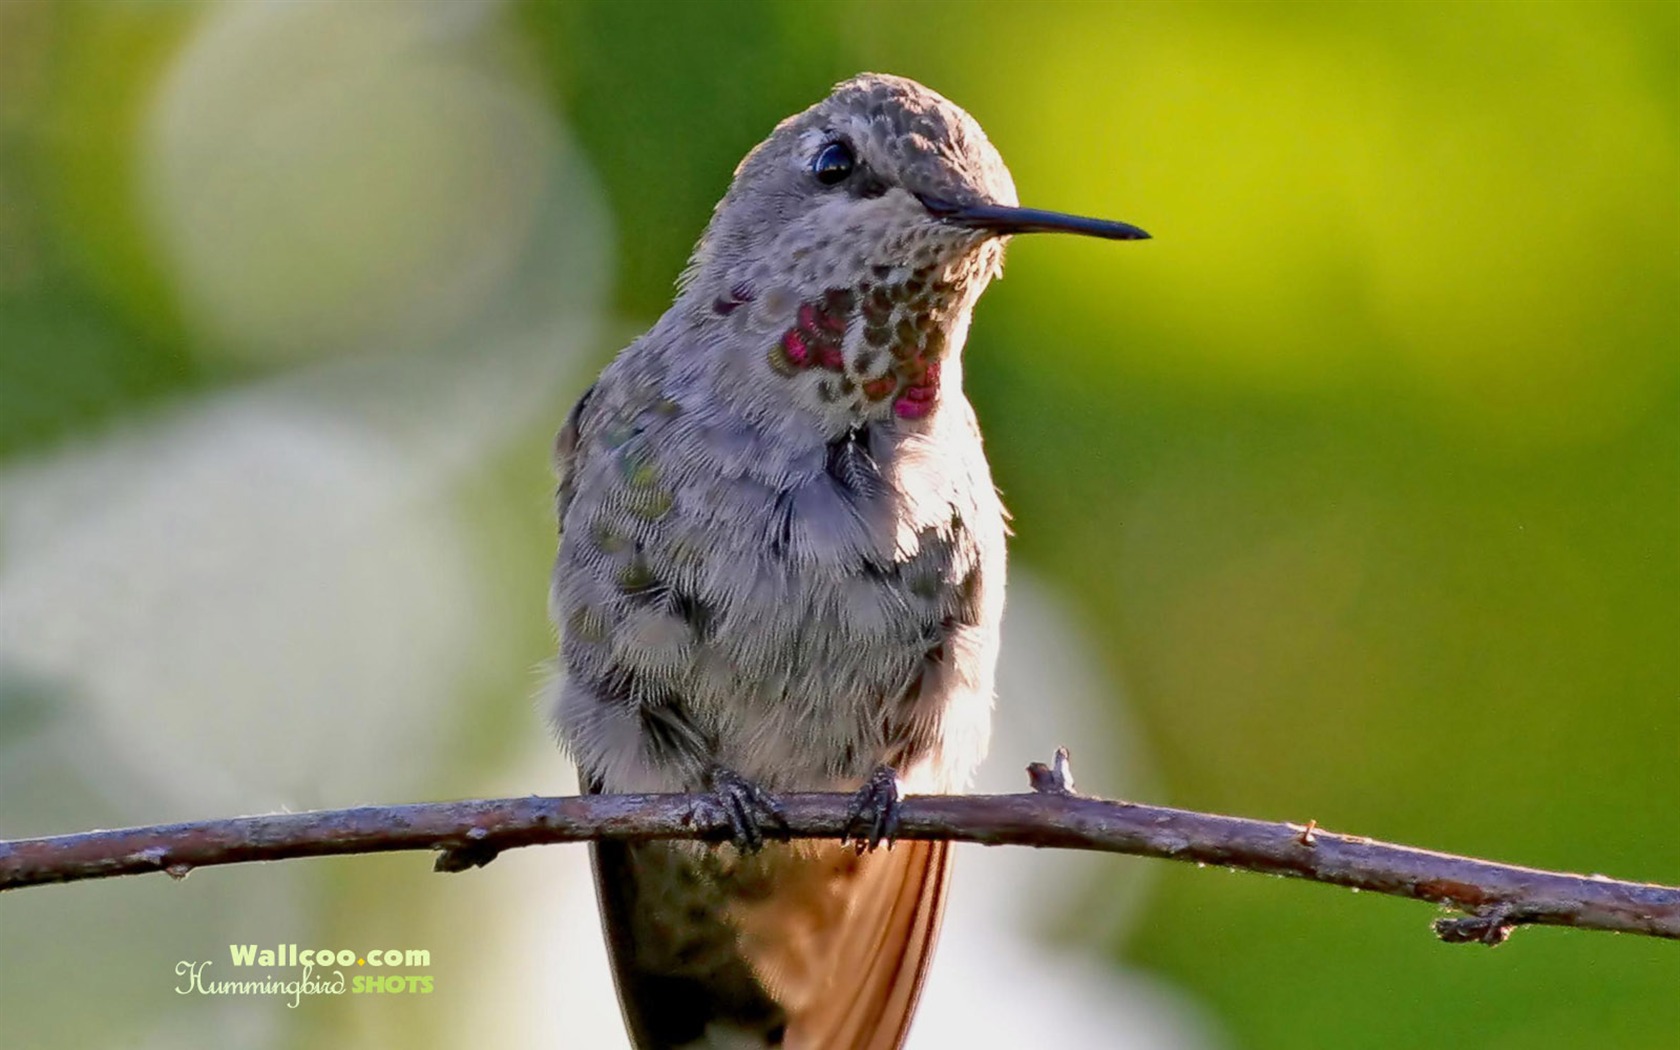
[551,355,1002,794]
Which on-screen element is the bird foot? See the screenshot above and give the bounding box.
[704,768,787,852]
[1434,905,1520,946]
[843,765,902,852]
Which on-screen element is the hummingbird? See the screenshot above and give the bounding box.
[550,73,1147,1049]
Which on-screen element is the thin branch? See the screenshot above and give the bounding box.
[1,761,1674,944]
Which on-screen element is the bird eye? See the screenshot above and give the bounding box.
[811,141,855,186]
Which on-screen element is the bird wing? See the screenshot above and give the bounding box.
[587,773,791,1049]
[553,382,596,532]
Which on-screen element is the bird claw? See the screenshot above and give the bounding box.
[705,768,787,852]
[1434,906,1520,946]
[843,765,902,852]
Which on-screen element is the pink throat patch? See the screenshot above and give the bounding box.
[769,289,853,375]
[759,270,961,420]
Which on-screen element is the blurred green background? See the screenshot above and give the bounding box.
[1,1,1675,1048]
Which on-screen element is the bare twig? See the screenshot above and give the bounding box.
[1,767,1675,944]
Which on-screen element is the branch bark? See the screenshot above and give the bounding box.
[2,766,1674,944]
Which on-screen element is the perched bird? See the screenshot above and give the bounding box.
[550,72,1147,1049]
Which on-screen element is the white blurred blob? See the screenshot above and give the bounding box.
[433,574,1220,1050]
[141,0,557,363]
[1,392,477,811]
[0,325,605,817]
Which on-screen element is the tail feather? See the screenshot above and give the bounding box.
[586,768,951,1050]
[778,840,950,1050]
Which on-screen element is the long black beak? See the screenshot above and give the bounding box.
[919,194,1150,241]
